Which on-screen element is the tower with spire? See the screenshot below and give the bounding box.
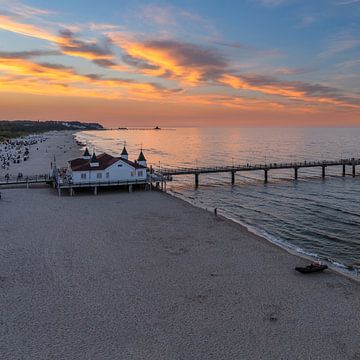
[90,151,99,167]
[82,147,91,160]
[120,145,128,160]
[137,147,147,167]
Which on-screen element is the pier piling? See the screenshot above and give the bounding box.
[264,169,268,183]
[294,167,298,180]
[353,165,356,178]
[195,173,199,187]
[322,166,326,178]
[231,171,235,185]
[94,186,98,195]
[343,164,346,177]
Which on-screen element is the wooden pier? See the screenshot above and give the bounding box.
[55,179,149,196]
[2,158,359,193]
[0,174,157,196]
[158,158,360,187]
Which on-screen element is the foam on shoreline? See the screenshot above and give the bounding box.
[168,188,360,283]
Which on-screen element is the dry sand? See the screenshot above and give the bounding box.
[0,132,359,359]
[0,131,81,178]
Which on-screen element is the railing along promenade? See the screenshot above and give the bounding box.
[0,174,50,188]
[158,158,360,187]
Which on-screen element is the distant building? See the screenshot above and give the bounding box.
[67,146,147,184]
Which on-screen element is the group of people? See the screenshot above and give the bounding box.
[0,135,47,178]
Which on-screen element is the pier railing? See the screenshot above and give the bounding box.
[0,174,50,187]
[159,158,360,176]
[156,158,360,187]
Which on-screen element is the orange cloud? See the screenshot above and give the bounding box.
[110,35,226,85]
[0,14,57,42]
[0,55,179,101]
[219,74,360,109]
[220,74,306,98]
[0,14,122,65]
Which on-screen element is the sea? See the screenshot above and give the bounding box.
[76,127,360,279]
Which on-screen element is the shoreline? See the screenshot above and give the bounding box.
[164,190,360,284]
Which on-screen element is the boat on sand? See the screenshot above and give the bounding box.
[295,263,328,274]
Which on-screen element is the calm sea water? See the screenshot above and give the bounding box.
[76,127,360,278]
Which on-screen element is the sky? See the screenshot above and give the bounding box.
[0,0,359,127]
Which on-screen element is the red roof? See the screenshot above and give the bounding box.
[69,153,146,171]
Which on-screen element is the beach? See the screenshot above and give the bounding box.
[0,131,81,178]
[0,132,359,359]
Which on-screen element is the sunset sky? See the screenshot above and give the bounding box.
[0,0,359,126]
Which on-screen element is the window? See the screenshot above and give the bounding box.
[131,171,134,177]
[81,173,86,179]
[97,173,102,179]
[117,164,122,167]
[106,172,110,179]
[138,171,143,177]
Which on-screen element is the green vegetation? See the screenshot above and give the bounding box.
[0,120,103,142]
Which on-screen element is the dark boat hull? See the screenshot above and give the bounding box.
[295,265,328,274]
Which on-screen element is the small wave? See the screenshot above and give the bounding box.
[168,191,359,281]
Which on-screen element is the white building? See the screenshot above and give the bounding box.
[67,146,147,184]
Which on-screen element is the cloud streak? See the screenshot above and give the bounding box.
[110,35,228,84]
[0,52,180,101]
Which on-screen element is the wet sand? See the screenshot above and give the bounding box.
[0,132,359,359]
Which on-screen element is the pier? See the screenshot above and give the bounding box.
[158,158,360,187]
[2,158,359,193]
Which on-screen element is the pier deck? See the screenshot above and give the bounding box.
[158,158,360,186]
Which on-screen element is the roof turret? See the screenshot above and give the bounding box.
[138,150,146,162]
[121,146,128,156]
[83,147,90,157]
[91,152,98,163]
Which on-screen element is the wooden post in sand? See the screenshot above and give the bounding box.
[58,187,61,197]
[129,184,133,193]
[94,186,98,195]
[231,171,235,185]
[352,164,356,178]
[195,173,199,188]
[264,169,268,183]
[342,164,346,177]
[294,167,298,180]
[322,166,326,178]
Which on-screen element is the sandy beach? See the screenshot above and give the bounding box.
[0,132,359,359]
[0,131,81,178]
